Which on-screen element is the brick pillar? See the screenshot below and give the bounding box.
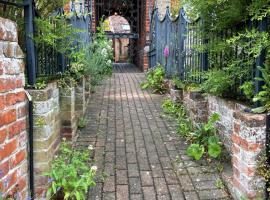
[60,85,78,140]
[28,82,61,197]
[75,76,86,118]
[0,17,28,199]
[232,111,266,199]
[85,75,92,102]
[182,90,208,123]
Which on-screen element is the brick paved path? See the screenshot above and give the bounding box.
[77,64,231,200]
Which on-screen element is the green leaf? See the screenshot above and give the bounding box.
[208,143,222,158]
[208,136,220,145]
[252,106,267,114]
[64,192,71,199]
[187,144,205,160]
[75,191,81,200]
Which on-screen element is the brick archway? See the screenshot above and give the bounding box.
[91,0,155,71]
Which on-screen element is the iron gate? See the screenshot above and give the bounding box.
[148,7,208,80]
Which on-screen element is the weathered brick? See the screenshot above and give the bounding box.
[10,149,26,169]
[0,128,7,144]
[0,18,18,42]
[0,160,9,178]
[0,139,18,160]
[0,17,27,196]
[0,95,5,109]
[0,109,16,127]
[0,78,17,92]
[6,91,25,106]
[8,119,26,138]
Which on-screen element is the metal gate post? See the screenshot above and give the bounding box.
[24,0,36,199]
[24,0,37,85]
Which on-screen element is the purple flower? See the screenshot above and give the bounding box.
[26,196,32,200]
[48,178,54,183]
[163,46,169,58]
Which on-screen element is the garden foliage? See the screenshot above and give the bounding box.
[141,64,167,94]
[162,99,222,161]
[45,141,96,200]
[33,17,113,89]
[172,0,270,110]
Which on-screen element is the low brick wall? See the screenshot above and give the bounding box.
[208,95,248,154]
[60,84,78,140]
[75,77,86,119]
[231,111,266,199]
[28,82,61,196]
[0,17,28,198]
[171,88,266,199]
[85,75,92,102]
[182,90,208,123]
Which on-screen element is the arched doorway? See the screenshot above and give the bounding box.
[105,14,131,63]
[91,0,155,70]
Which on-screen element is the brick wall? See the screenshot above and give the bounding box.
[0,17,28,198]
[60,84,78,140]
[75,77,86,120]
[170,87,266,199]
[28,82,61,197]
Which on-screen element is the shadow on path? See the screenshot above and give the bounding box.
[77,63,231,200]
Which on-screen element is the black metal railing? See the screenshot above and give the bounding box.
[1,0,92,84]
[148,7,266,98]
[34,7,92,79]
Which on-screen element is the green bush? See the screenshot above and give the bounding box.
[44,141,96,200]
[141,64,167,94]
[252,66,270,113]
[161,99,223,161]
[187,113,222,160]
[200,69,232,96]
[83,21,113,87]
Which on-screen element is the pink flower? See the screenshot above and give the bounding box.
[163,46,169,58]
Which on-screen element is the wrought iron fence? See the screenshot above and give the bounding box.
[0,0,92,84]
[149,7,266,97]
[35,8,92,79]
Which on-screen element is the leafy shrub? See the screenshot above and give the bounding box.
[240,81,255,101]
[252,66,270,113]
[161,99,193,137]
[200,69,232,96]
[187,144,205,160]
[162,99,181,115]
[187,113,222,160]
[83,22,113,87]
[141,64,167,94]
[161,99,223,161]
[45,141,96,199]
